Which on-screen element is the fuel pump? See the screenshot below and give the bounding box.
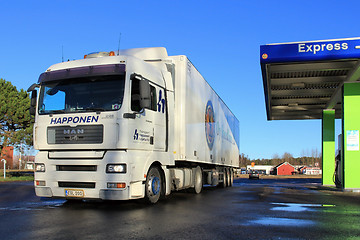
[334,134,343,188]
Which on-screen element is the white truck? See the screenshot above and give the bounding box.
[28,47,239,203]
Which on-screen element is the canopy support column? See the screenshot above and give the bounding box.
[342,83,360,190]
[322,109,335,186]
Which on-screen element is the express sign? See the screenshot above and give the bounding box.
[260,37,360,64]
[298,42,348,54]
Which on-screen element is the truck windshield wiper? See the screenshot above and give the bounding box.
[83,107,106,112]
[51,110,67,114]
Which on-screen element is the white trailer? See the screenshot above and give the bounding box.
[28,47,239,203]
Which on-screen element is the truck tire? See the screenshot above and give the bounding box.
[226,168,231,187]
[145,167,162,204]
[192,166,203,194]
[229,168,234,187]
[220,168,228,188]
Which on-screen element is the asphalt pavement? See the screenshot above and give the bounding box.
[0,178,359,240]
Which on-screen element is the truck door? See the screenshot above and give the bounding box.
[130,77,166,151]
[153,86,166,151]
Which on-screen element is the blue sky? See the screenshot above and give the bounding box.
[1,0,357,159]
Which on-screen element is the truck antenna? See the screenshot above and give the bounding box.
[117,33,122,55]
[62,45,64,62]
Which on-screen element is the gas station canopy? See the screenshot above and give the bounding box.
[261,37,360,120]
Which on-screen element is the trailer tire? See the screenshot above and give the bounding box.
[229,168,234,187]
[192,166,203,194]
[145,166,162,204]
[220,168,228,188]
[226,168,231,187]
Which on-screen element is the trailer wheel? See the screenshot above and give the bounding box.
[229,168,234,187]
[145,167,162,204]
[192,166,203,194]
[220,168,228,188]
[226,168,231,187]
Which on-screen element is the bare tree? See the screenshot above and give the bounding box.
[272,153,280,160]
[282,152,293,163]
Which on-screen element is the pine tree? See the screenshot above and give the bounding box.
[0,78,33,153]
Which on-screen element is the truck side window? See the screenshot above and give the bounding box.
[150,85,157,111]
[131,79,141,112]
[131,79,157,112]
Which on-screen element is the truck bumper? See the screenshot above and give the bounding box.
[35,182,145,200]
[99,189,130,200]
[34,150,147,201]
[35,187,53,197]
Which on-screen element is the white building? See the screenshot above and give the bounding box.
[246,165,274,175]
[304,167,322,175]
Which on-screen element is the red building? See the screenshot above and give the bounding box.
[0,146,14,169]
[274,162,295,175]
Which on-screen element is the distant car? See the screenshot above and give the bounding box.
[249,170,260,179]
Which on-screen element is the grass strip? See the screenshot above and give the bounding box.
[0,176,34,182]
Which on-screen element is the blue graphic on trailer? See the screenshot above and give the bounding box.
[261,38,360,64]
[205,101,216,150]
[219,100,239,149]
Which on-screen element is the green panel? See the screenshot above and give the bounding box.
[343,82,360,189]
[322,110,335,186]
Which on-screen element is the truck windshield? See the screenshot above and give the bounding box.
[38,75,125,114]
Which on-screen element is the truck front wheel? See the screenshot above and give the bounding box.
[145,167,162,204]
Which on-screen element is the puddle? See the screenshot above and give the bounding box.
[0,199,66,211]
[244,203,336,227]
[250,217,315,227]
[271,203,335,212]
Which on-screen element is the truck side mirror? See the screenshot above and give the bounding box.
[27,83,40,116]
[30,90,37,116]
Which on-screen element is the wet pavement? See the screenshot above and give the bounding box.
[0,178,359,239]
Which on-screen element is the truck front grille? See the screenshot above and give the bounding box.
[47,125,103,144]
[58,182,96,188]
[56,165,97,171]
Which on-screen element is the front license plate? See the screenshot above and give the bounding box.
[65,189,84,198]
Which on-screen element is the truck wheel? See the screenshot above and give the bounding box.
[226,168,231,187]
[192,166,203,194]
[229,168,234,187]
[145,167,162,204]
[220,168,228,188]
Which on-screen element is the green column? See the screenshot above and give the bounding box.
[342,82,360,190]
[322,109,335,186]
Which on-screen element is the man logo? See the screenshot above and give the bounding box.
[63,129,85,135]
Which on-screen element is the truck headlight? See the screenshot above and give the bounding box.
[35,163,45,172]
[106,164,126,173]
